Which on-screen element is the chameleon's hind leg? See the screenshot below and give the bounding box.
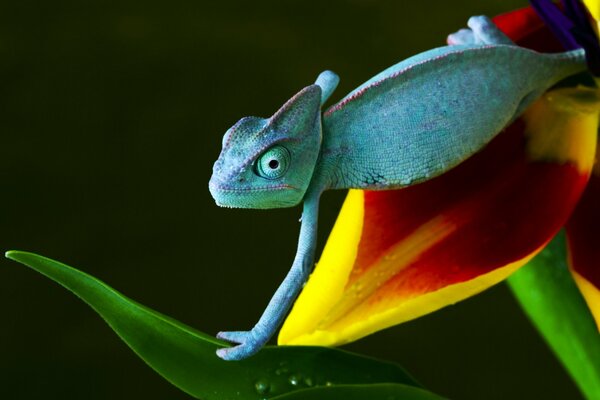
[448,15,514,46]
[447,28,477,45]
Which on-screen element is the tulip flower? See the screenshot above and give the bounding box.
[278,5,600,348]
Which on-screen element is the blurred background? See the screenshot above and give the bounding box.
[0,0,584,399]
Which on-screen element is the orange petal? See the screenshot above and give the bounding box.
[279,87,599,347]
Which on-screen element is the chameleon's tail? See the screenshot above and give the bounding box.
[530,0,600,76]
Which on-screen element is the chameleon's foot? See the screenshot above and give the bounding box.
[216,330,267,361]
[447,15,513,46]
[467,15,513,45]
[447,28,477,45]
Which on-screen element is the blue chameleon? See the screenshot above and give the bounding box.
[209,1,599,360]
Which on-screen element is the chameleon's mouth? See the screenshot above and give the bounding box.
[208,179,300,209]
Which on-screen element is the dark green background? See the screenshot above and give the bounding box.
[0,0,583,399]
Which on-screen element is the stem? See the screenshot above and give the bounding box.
[507,230,600,400]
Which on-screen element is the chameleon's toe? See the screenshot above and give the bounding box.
[448,15,512,46]
[216,330,247,344]
[447,28,476,45]
[467,15,513,45]
[216,331,265,360]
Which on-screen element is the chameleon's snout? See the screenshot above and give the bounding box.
[209,174,301,209]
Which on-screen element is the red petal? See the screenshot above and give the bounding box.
[353,119,588,301]
[493,6,566,52]
[280,89,598,346]
[566,169,600,329]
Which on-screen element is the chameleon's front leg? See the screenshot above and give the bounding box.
[216,193,320,360]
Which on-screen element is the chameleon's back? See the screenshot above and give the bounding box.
[320,44,585,190]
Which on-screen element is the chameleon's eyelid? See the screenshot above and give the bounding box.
[218,138,297,182]
[254,145,291,180]
[241,137,298,170]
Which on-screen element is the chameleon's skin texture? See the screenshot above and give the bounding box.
[209,15,587,360]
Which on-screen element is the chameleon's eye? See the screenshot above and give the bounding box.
[255,145,291,180]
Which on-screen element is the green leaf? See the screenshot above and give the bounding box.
[270,383,446,400]
[5,251,420,400]
[507,231,600,400]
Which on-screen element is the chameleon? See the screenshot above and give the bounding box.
[209,2,598,361]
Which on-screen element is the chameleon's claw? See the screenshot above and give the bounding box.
[216,330,266,360]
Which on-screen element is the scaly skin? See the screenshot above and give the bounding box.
[208,15,587,360]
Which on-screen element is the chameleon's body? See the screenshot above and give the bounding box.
[320,44,582,190]
[209,16,588,360]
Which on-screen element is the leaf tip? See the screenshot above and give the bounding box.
[5,250,27,262]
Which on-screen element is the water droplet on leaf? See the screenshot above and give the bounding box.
[254,379,270,395]
[288,374,302,386]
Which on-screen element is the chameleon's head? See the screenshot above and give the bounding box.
[209,84,323,209]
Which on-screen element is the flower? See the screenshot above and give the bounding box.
[278,6,600,347]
